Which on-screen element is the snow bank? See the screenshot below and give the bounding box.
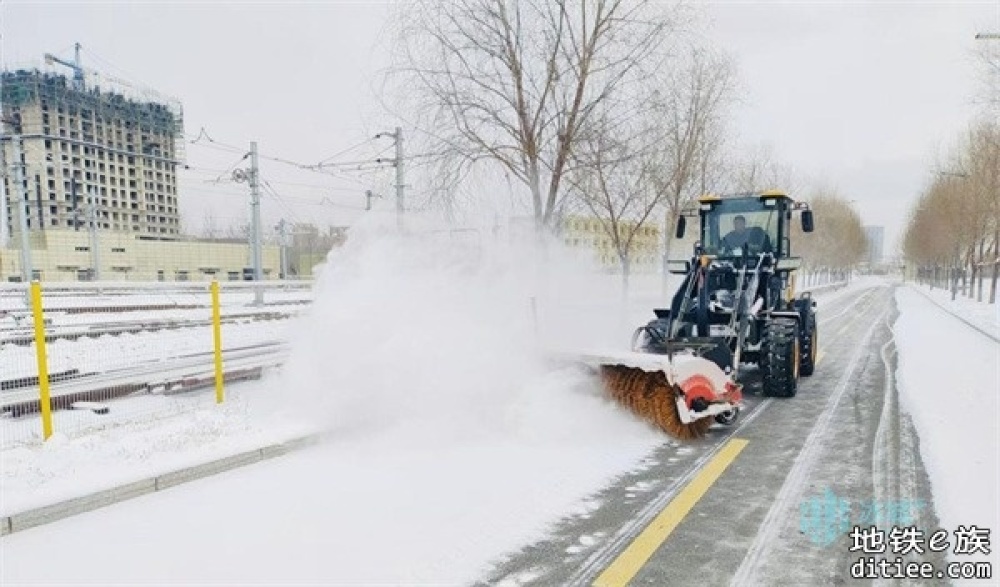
[909,283,1000,340]
[0,379,313,516]
[894,287,999,574]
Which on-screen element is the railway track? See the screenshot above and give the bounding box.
[0,310,297,346]
[0,341,289,417]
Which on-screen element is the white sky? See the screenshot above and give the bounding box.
[2,1,997,251]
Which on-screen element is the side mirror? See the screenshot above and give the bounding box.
[801,210,814,233]
[667,260,691,275]
[675,216,686,239]
[776,257,802,271]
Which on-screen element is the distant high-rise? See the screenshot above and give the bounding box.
[864,225,884,265]
[1,68,183,240]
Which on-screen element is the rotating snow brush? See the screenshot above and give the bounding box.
[575,351,742,440]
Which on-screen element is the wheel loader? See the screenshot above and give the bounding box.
[587,190,817,439]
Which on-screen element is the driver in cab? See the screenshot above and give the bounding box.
[721,215,771,253]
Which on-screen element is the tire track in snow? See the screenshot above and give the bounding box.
[730,300,888,586]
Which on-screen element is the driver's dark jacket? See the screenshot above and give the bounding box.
[721,227,772,252]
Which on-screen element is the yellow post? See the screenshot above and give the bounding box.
[30,281,54,440]
[211,280,224,404]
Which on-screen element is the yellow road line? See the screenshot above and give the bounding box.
[593,438,750,587]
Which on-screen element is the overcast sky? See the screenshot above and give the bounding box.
[2,1,997,252]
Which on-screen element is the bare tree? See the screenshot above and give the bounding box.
[567,111,664,298]
[792,191,866,283]
[396,0,679,233]
[224,220,250,241]
[727,143,800,195]
[963,122,1000,302]
[904,122,999,302]
[974,37,999,113]
[201,210,220,240]
[647,48,734,294]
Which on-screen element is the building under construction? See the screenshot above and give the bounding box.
[0,60,184,241]
[0,47,291,283]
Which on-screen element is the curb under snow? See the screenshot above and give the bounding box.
[1,434,321,537]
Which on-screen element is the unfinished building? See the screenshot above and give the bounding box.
[1,68,184,240]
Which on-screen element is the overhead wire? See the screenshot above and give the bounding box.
[315,137,379,164]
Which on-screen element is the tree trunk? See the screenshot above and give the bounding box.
[661,233,673,300]
[990,239,999,305]
[977,239,986,302]
[661,209,678,299]
[529,162,544,232]
[619,253,632,333]
[990,260,998,305]
[621,253,631,306]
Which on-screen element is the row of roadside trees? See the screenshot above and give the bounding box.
[391,0,867,289]
[903,122,1000,303]
[903,36,999,304]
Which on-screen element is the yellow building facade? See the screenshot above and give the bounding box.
[1,229,279,282]
[560,215,661,272]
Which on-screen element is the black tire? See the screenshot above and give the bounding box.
[715,407,739,425]
[761,317,800,398]
[799,312,817,377]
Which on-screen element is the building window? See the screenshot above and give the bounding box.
[111,247,125,253]
[75,246,89,252]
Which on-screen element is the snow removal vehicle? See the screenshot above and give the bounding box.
[594,190,817,439]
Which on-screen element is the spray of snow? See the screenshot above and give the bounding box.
[279,214,655,446]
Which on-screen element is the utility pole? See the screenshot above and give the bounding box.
[376,128,405,230]
[249,141,263,303]
[12,137,33,285]
[395,126,404,230]
[87,186,100,281]
[0,142,9,249]
[276,218,289,280]
[0,63,7,250]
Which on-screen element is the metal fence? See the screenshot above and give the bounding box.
[0,281,309,448]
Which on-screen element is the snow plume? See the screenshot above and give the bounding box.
[280,214,655,445]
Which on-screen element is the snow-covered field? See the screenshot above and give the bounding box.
[0,377,312,516]
[0,319,290,381]
[0,283,312,313]
[894,287,999,573]
[908,283,1000,340]
[0,371,663,586]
